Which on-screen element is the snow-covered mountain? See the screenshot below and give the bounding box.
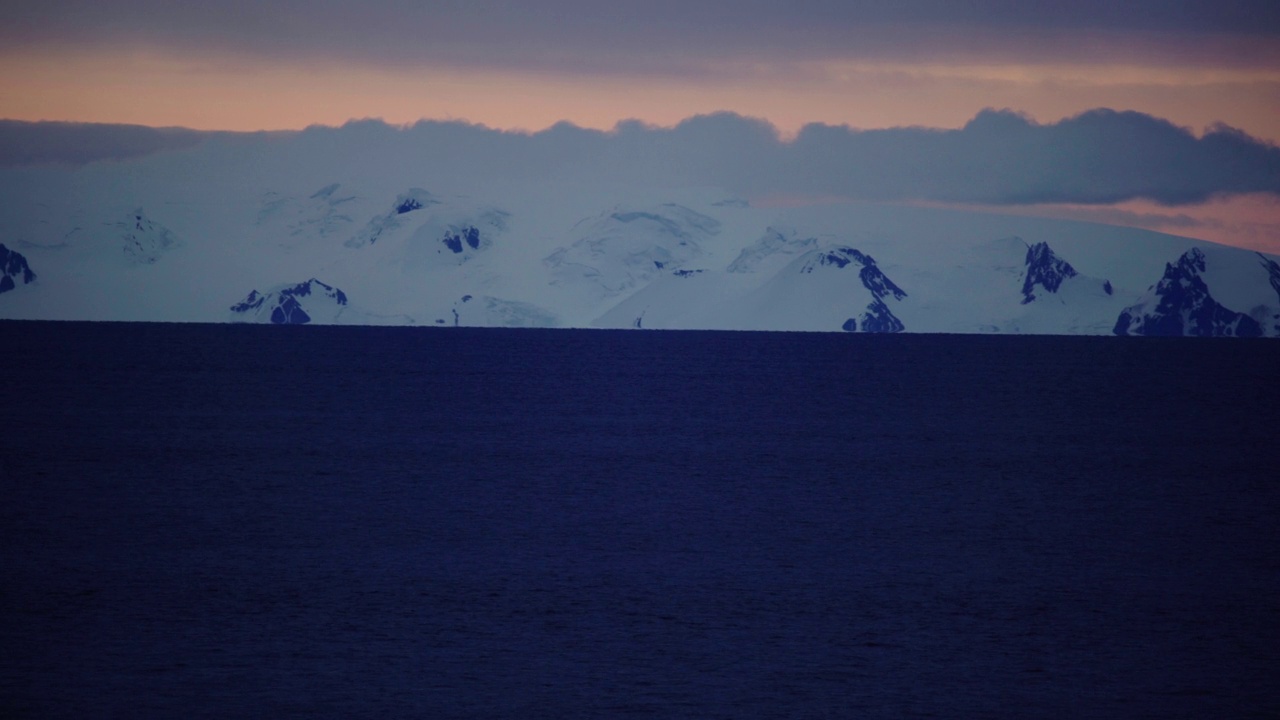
[255,183,368,251]
[1022,241,1082,304]
[690,244,908,332]
[545,203,719,306]
[230,278,350,325]
[1,140,1277,335]
[117,208,180,265]
[1114,248,1277,337]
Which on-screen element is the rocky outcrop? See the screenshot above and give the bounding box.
[798,247,908,334]
[441,226,481,254]
[0,243,37,294]
[1114,249,1262,337]
[230,278,348,325]
[842,299,905,333]
[1021,242,1079,304]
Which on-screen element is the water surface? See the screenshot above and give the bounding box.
[1,323,1277,717]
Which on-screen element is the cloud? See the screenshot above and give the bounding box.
[1021,206,1211,231]
[0,121,209,166]
[769,108,1280,205]
[569,108,1280,206]
[3,109,1278,208]
[2,1,1278,78]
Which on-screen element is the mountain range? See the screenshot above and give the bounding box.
[2,141,1277,337]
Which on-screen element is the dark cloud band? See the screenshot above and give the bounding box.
[2,109,1277,207]
[0,121,207,166]
[779,109,1280,205]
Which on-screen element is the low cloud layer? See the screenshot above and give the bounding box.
[0,121,208,166]
[778,109,1280,205]
[3,109,1278,208]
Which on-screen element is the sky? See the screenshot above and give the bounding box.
[2,0,1279,251]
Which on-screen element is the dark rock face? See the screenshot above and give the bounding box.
[442,226,481,254]
[270,295,311,324]
[1021,241,1079,304]
[806,247,909,333]
[810,250,851,269]
[229,290,265,313]
[859,263,907,302]
[395,198,424,214]
[281,279,347,305]
[1114,248,1262,337]
[0,243,37,294]
[230,278,347,325]
[1260,253,1280,304]
[1260,254,1280,335]
[673,269,704,277]
[857,299,907,333]
[803,247,906,300]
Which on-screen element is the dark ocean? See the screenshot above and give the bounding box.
[1,321,1277,718]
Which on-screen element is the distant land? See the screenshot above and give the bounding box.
[1,118,1277,336]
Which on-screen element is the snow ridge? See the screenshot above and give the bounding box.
[545,204,718,297]
[801,247,908,333]
[728,227,818,274]
[345,188,438,248]
[256,183,362,246]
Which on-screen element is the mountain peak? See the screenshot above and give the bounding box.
[800,247,868,271]
[800,246,908,303]
[792,246,908,333]
[728,227,818,274]
[230,278,348,325]
[1021,241,1079,304]
[1114,248,1262,337]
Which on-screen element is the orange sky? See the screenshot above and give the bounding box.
[3,48,1278,142]
[2,31,1279,253]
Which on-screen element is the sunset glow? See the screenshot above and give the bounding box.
[2,1,1278,251]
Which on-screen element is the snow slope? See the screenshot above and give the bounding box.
[1,134,1277,336]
